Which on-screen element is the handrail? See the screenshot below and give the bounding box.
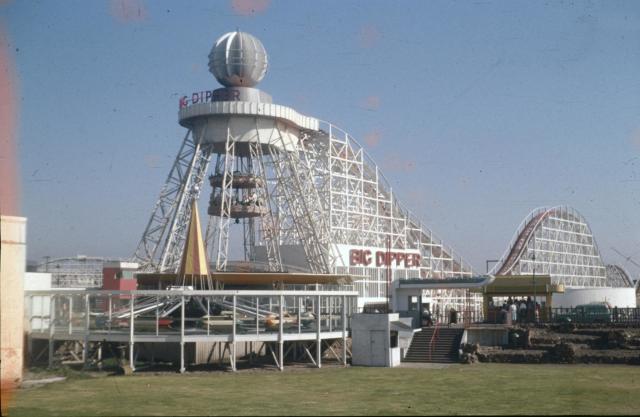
[428,322,440,362]
[24,289,359,296]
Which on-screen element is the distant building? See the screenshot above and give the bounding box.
[35,255,121,288]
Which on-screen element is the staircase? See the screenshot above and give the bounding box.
[403,327,464,363]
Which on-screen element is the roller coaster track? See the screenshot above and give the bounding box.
[494,210,548,276]
[605,264,634,288]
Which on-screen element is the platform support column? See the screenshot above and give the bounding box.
[255,297,259,335]
[180,295,185,373]
[483,294,489,322]
[97,343,103,370]
[316,294,321,368]
[107,294,112,334]
[342,295,347,366]
[39,295,44,332]
[206,298,210,336]
[48,295,56,368]
[129,294,135,372]
[231,295,237,371]
[297,297,302,334]
[27,296,34,366]
[278,294,284,371]
[83,293,90,369]
[329,297,332,332]
[68,295,73,335]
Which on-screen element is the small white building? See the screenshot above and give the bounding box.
[350,313,414,367]
[552,287,637,308]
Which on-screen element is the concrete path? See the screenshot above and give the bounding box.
[21,377,66,387]
[399,362,455,369]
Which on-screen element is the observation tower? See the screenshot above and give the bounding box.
[133,31,473,307]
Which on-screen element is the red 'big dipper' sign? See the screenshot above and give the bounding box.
[349,249,421,268]
[179,89,242,108]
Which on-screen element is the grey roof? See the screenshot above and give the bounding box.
[390,321,414,331]
[397,276,494,289]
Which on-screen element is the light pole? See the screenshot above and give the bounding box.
[386,235,392,314]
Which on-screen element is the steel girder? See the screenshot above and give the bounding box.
[319,121,473,282]
[133,130,213,272]
[268,129,336,274]
[133,117,474,289]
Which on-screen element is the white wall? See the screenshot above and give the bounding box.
[552,287,637,308]
[24,272,52,331]
[25,272,52,291]
[394,288,415,311]
[1,215,26,389]
[351,313,393,367]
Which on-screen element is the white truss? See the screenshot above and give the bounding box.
[213,129,236,271]
[323,122,472,273]
[199,117,336,274]
[133,130,213,272]
[133,108,474,304]
[605,264,634,288]
[269,134,336,273]
[490,206,607,288]
[301,121,474,301]
[249,141,282,271]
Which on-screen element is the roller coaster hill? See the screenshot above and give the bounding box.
[488,206,637,310]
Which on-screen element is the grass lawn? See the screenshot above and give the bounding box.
[9,364,640,416]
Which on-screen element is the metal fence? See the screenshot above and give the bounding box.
[397,309,485,328]
[25,289,360,338]
[25,289,360,372]
[478,307,640,326]
[547,307,640,325]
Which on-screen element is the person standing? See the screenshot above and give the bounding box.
[526,296,534,322]
[509,301,518,324]
[519,300,527,324]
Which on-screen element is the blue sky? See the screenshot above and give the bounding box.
[2,0,639,275]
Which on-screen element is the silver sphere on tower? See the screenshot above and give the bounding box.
[208,31,268,87]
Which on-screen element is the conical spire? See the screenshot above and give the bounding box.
[178,200,212,289]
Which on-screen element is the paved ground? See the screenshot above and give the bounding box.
[398,362,452,369]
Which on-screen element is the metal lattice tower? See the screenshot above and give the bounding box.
[134,31,336,275]
[133,130,213,272]
[132,30,475,307]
